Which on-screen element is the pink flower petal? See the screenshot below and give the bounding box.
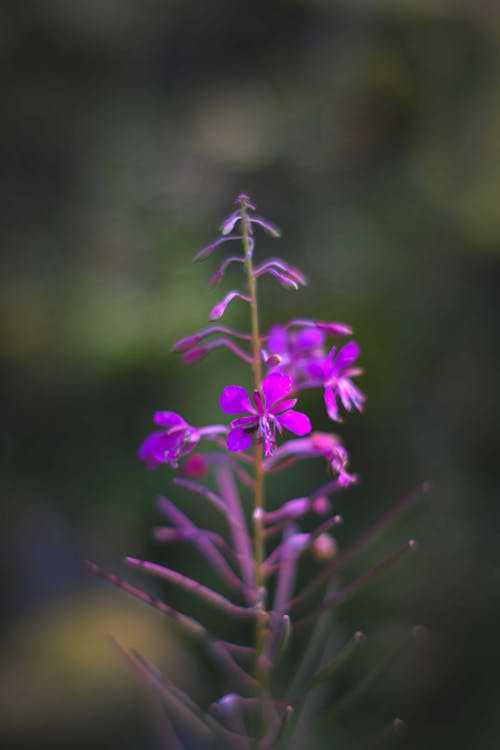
[270,398,297,415]
[278,409,312,436]
[139,431,182,468]
[331,341,360,375]
[324,386,340,421]
[220,385,254,415]
[305,359,328,381]
[338,379,365,412]
[295,328,324,352]
[253,390,264,413]
[153,411,187,428]
[267,325,287,355]
[262,372,292,408]
[227,428,253,452]
[326,345,337,373]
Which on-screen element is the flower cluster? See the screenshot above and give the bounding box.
[89,195,425,750]
[140,209,364,468]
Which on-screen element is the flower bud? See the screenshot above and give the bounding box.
[311,496,332,516]
[316,321,353,336]
[183,347,209,364]
[311,533,338,561]
[264,353,282,368]
[182,453,207,478]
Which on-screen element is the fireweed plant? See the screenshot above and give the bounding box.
[87,195,428,749]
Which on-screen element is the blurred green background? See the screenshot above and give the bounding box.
[1,1,499,748]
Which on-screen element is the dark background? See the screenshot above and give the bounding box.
[1,2,499,748]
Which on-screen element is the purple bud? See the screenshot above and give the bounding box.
[181,454,207,477]
[267,268,300,290]
[316,321,353,336]
[263,498,310,523]
[182,347,209,364]
[311,496,332,516]
[218,692,239,711]
[172,325,253,353]
[208,269,224,288]
[220,210,241,235]
[171,333,204,352]
[254,260,307,290]
[284,319,353,336]
[311,533,338,561]
[236,193,256,210]
[209,291,251,321]
[250,215,281,237]
[265,353,282,368]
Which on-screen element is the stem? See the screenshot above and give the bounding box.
[240,201,267,683]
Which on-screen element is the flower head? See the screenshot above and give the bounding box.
[220,372,311,456]
[264,324,325,385]
[139,412,200,469]
[308,341,365,421]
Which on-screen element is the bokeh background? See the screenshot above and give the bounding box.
[1,1,499,748]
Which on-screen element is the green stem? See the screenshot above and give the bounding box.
[240,203,267,682]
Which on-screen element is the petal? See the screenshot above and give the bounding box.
[153,411,187,428]
[295,328,324,352]
[324,386,340,421]
[266,325,287,355]
[270,398,297,415]
[220,385,254,415]
[227,427,253,452]
[338,378,365,412]
[262,372,292,408]
[139,431,180,468]
[138,433,163,468]
[253,389,264,414]
[325,345,337,374]
[177,432,200,456]
[305,359,328,381]
[278,409,312,436]
[330,341,360,375]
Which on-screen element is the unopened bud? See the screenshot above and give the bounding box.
[182,454,207,478]
[171,333,203,352]
[311,496,331,516]
[208,270,223,288]
[183,347,208,364]
[316,321,353,336]
[265,353,282,368]
[311,533,338,561]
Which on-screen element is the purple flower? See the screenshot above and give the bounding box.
[139,412,200,469]
[220,372,312,456]
[308,341,365,422]
[264,325,326,385]
[139,413,228,470]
